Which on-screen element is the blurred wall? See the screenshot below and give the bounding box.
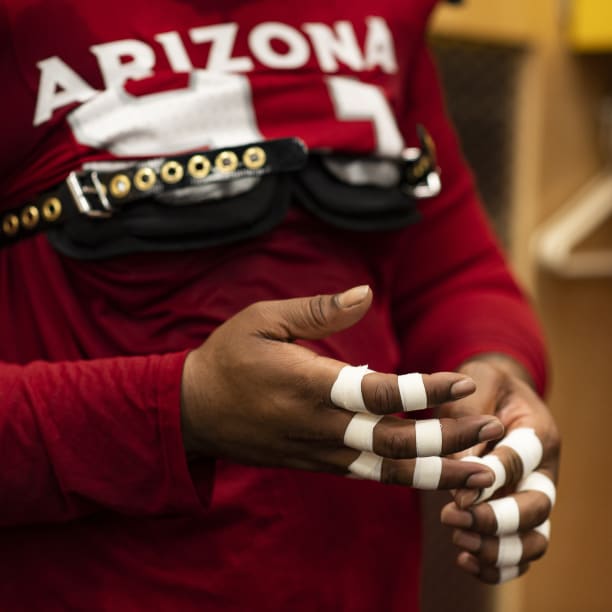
[427,2,612,611]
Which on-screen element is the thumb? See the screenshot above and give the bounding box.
[257,285,373,341]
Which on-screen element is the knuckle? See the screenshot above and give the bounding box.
[381,431,409,460]
[372,381,394,414]
[380,459,398,486]
[422,375,444,405]
[504,449,525,485]
[308,294,329,329]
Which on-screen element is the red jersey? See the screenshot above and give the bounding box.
[0,1,547,610]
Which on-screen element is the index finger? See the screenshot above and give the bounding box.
[328,364,478,415]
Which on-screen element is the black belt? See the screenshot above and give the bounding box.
[0,129,439,250]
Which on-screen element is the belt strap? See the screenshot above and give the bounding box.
[0,138,307,248]
[1,127,439,249]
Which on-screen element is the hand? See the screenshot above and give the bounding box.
[439,357,561,583]
[181,286,505,490]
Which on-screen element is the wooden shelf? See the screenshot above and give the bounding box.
[430,0,544,45]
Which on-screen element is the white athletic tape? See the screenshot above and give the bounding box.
[461,455,507,503]
[498,428,543,477]
[496,535,523,567]
[517,471,556,508]
[343,414,383,452]
[498,566,520,584]
[412,456,443,489]
[414,419,443,456]
[489,497,521,536]
[397,373,427,412]
[330,365,373,413]
[347,452,382,481]
[534,519,551,541]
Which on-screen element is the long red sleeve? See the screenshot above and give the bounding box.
[0,351,210,526]
[390,43,547,392]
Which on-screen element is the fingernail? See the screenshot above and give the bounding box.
[450,378,476,398]
[336,285,370,308]
[458,552,480,575]
[465,470,493,489]
[454,530,482,553]
[478,420,504,442]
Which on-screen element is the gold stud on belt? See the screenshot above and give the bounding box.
[160,161,184,184]
[187,155,211,179]
[134,167,157,191]
[215,151,239,173]
[21,206,40,230]
[2,214,19,237]
[109,174,132,199]
[243,146,266,170]
[42,197,62,222]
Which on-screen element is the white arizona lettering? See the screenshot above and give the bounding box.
[155,31,193,72]
[302,21,364,73]
[364,17,398,74]
[33,56,98,126]
[190,23,253,72]
[249,22,310,69]
[90,39,156,90]
[33,18,400,126]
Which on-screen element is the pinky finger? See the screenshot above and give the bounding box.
[457,552,530,584]
[332,451,496,490]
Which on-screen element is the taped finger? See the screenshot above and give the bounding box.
[412,457,443,489]
[330,366,476,415]
[397,373,427,412]
[347,451,383,481]
[454,522,551,568]
[498,427,543,478]
[331,365,374,413]
[343,413,383,452]
[457,551,529,584]
[330,365,425,413]
[346,414,502,461]
[461,455,506,503]
[383,456,495,490]
[498,566,522,584]
[496,534,523,567]
[455,428,545,507]
[489,497,521,536]
[347,454,444,487]
[517,471,556,508]
[414,419,443,456]
[441,490,551,535]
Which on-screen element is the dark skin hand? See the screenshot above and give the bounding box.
[180,286,505,490]
[439,356,561,583]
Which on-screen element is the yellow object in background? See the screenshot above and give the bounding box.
[569,0,612,51]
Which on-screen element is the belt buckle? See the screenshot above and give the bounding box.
[65,171,113,218]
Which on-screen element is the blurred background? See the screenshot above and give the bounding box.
[421,1,612,611]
